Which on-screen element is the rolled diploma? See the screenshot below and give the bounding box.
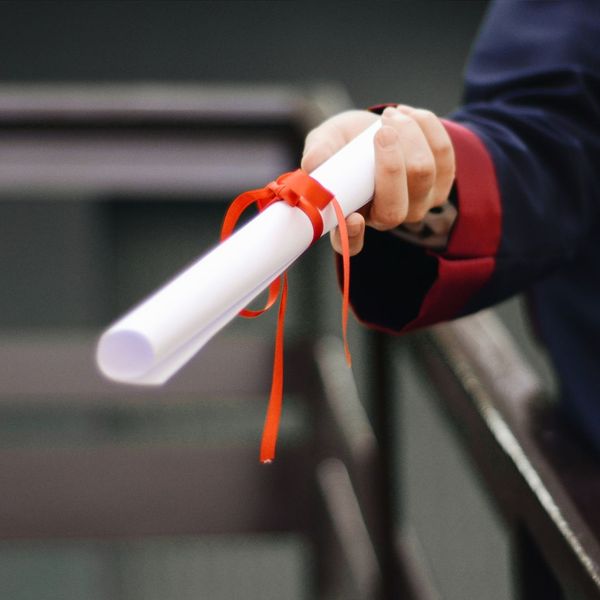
[97,119,381,384]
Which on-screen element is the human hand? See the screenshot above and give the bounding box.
[301,106,456,255]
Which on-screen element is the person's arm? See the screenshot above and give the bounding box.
[303,0,600,334]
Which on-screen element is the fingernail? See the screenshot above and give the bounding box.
[377,125,398,148]
[382,106,397,118]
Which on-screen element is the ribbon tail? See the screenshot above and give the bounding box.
[331,198,352,368]
[260,273,289,463]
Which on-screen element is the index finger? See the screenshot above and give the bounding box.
[301,110,379,173]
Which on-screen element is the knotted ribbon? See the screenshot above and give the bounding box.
[220,169,351,463]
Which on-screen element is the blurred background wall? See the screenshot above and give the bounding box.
[0,1,486,112]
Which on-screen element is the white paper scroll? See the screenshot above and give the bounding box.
[96,119,381,384]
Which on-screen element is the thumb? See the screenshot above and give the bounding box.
[330,212,365,256]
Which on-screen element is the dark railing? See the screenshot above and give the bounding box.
[415,311,600,599]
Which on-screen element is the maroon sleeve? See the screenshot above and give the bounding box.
[341,119,502,334]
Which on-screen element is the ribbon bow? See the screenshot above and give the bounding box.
[221,169,351,463]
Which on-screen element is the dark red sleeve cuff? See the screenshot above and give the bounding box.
[341,117,502,334]
[402,120,502,330]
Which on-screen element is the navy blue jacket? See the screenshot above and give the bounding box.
[348,0,600,449]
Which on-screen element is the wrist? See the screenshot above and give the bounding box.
[391,181,458,250]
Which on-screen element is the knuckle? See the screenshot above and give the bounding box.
[413,108,435,122]
[386,109,413,126]
[432,194,447,208]
[372,205,406,229]
[304,129,334,153]
[395,113,415,127]
[382,160,405,177]
[304,128,320,148]
[408,154,435,185]
[430,138,452,159]
[303,140,335,171]
[408,205,429,223]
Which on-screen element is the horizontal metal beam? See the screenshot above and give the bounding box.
[0,442,311,540]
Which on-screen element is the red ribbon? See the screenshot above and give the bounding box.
[221,169,351,463]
